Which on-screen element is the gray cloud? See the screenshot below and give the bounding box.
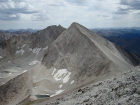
[0,0,26,3]
[133,12,140,18]
[120,0,140,10]
[0,13,20,21]
[32,14,52,21]
[0,0,38,21]
[0,2,38,14]
[0,0,9,2]
[98,15,109,18]
[0,7,38,15]
[115,0,140,15]
[66,0,87,5]
[114,8,130,14]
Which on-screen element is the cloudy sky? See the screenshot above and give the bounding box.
[0,0,140,29]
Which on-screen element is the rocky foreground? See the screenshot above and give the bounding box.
[46,65,140,105]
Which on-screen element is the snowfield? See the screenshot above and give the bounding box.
[53,68,71,83]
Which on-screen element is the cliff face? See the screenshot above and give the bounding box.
[0,23,140,105]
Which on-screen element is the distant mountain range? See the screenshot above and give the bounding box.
[92,28,140,56]
[0,28,39,34]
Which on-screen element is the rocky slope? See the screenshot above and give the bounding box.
[0,71,31,105]
[45,65,140,105]
[0,22,140,105]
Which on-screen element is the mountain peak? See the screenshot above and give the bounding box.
[58,24,63,27]
[70,22,80,27]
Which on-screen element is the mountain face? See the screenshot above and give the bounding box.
[42,22,139,85]
[0,23,140,105]
[29,25,66,48]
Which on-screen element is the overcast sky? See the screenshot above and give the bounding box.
[0,0,140,29]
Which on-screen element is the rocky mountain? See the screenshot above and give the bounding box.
[0,22,140,105]
[29,25,66,48]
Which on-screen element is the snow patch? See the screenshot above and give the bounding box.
[15,49,25,55]
[53,68,71,83]
[33,48,41,54]
[43,46,48,50]
[59,84,63,88]
[29,60,39,65]
[63,72,71,83]
[23,70,27,73]
[52,68,56,75]
[9,73,12,75]
[29,48,32,51]
[0,56,3,59]
[70,80,74,84]
[55,90,64,95]
[51,89,65,97]
[22,44,26,48]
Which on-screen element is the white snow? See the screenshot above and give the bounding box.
[33,48,41,54]
[63,72,71,83]
[22,44,26,48]
[52,68,56,75]
[59,84,63,88]
[51,89,65,97]
[53,68,71,83]
[0,56,3,59]
[9,73,12,75]
[23,70,27,73]
[43,46,48,50]
[15,49,25,55]
[29,60,39,65]
[8,61,10,63]
[29,48,32,51]
[70,80,74,84]
[55,89,64,94]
